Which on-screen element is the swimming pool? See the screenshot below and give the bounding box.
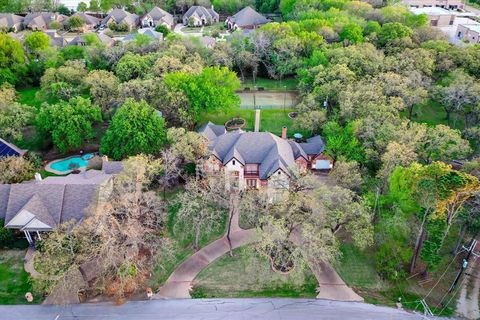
[49,153,94,172]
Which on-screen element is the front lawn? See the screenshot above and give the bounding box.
[17,87,46,109]
[197,108,309,138]
[0,250,39,304]
[191,245,318,298]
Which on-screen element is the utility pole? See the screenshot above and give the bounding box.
[449,239,478,293]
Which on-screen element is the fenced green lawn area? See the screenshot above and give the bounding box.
[0,250,38,304]
[240,77,298,91]
[191,246,318,298]
[197,108,309,138]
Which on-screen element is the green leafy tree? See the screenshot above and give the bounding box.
[0,84,34,141]
[84,70,119,114]
[24,31,51,56]
[389,162,479,272]
[0,156,36,184]
[61,46,85,61]
[340,23,364,44]
[100,99,167,160]
[0,33,25,85]
[67,15,85,31]
[322,121,364,163]
[115,53,156,82]
[77,1,88,11]
[155,24,171,36]
[37,97,102,153]
[40,60,87,100]
[377,22,413,47]
[89,0,100,11]
[57,4,71,15]
[163,66,240,121]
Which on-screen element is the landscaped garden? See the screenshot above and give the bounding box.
[191,246,318,298]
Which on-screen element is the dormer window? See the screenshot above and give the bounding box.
[232,160,236,165]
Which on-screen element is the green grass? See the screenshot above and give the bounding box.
[150,198,228,287]
[401,99,465,129]
[17,87,44,109]
[191,246,318,298]
[335,244,386,290]
[0,250,40,304]
[197,108,310,138]
[240,77,298,91]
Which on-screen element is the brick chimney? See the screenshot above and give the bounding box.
[281,126,287,139]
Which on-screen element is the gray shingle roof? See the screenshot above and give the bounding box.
[24,12,67,29]
[198,122,226,142]
[183,6,219,21]
[0,185,11,220]
[102,161,124,174]
[227,6,270,28]
[199,123,326,178]
[144,7,174,26]
[207,130,296,179]
[1,165,122,230]
[68,12,100,26]
[101,9,139,27]
[0,13,24,28]
[299,136,325,155]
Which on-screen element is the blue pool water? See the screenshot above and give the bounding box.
[50,153,94,172]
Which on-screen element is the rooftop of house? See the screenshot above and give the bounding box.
[410,7,454,15]
[198,122,325,179]
[68,12,100,25]
[24,12,68,28]
[68,32,114,46]
[123,28,163,41]
[1,161,123,231]
[460,23,480,32]
[144,6,174,25]
[0,138,26,157]
[227,6,270,27]
[184,5,219,19]
[0,13,24,26]
[102,8,139,26]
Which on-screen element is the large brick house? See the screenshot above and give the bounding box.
[199,122,332,192]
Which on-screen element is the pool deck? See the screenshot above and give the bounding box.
[44,155,89,175]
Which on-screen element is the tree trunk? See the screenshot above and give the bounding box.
[453,222,466,254]
[410,214,427,274]
[194,226,201,251]
[408,104,414,120]
[226,195,236,257]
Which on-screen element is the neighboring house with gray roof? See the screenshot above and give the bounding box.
[23,12,68,30]
[122,28,163,42]
[0,13,24,32]
[182,5,219,26]
[101,8,139,31]
[198,122,331,191]
[141,6,174,29]
[44,30,68,47]
[1,160,123,245]
[66,12,100,32]
[68,32,115,47]
[226,6,270,30]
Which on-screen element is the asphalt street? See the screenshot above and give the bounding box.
[0,298,434,320]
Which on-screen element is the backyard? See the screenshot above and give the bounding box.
[240,77,298,91]
[191,245,318,298]
[0,250,38,304]
[197,108,309,138]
